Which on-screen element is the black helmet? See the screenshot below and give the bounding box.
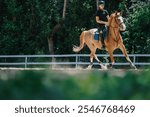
[98,0,105,5]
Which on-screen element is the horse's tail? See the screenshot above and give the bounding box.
[73,31,85,52]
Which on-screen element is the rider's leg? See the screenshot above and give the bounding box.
[99,32,105,49]
[101,26,108,49]
[101,36,105,49]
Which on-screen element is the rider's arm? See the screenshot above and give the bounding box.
[106,15,110,21]
[106,15,110,26]
[96,16,107,25]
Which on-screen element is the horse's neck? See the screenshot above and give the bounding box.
[109,27,120,39]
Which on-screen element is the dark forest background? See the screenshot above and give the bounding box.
[0,0,150,100]
[0,0,150,55]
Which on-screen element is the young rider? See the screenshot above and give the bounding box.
[95,0,109,49]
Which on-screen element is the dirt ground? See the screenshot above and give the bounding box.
[0,67,145,80]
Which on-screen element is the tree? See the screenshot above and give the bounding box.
[122,0,150,54]
[0,0,149,57]
[62,0,67,20]
[48,0,68,55]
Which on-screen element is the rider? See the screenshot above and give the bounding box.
[95,0,109,49]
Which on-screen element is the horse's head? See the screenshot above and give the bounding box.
[109,10,126,31]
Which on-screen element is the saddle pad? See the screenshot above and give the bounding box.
[94,32,99,40]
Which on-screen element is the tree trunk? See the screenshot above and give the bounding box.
[62,0,67,20]
[48,24,61,55]
[96,0,99,10]
[47,0,67,55]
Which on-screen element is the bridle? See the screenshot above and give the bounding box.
[109,14,124,44]
[110,14,124,28]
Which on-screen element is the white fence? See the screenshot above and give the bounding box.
[0,54,150,68]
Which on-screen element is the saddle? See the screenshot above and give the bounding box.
[94,26,108,40]
[94,30,99,41]
[94,27,108,49]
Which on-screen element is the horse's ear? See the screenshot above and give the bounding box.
[120,11,123,16]
[115,11,118,16]
[115,9,122,16]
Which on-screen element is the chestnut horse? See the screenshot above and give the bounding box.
[73,12,136,69]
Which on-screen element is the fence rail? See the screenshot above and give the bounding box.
[0,54,150,68]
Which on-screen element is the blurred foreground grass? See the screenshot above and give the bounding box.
[0,69,150,100]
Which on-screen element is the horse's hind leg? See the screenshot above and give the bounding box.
[93,54,107,69]
[90,47,107,69]
[86,44,107,69]
[119,44,137,69]
[87,53,94,69]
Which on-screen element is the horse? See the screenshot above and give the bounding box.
[73,11,137,69]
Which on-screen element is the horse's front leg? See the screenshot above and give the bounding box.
[108,51,115,69]
[119,44,137,69]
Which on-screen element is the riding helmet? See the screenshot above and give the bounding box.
[98,0,105,5]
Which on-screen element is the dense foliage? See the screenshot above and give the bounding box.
[0,0,149,55]
[0,70,150,100]
[125,1,150,54]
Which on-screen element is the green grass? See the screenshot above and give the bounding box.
[0,69,150,100]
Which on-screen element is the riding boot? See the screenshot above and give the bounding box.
[101,37,105,49]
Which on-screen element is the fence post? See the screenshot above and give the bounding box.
[133,55,136,64]
[25,57,28,68]
[75,54,78,69]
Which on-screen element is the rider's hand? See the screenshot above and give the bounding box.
[105,22,109,26]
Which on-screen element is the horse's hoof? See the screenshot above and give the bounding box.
[86,65,92,70]
[130,64,137,70]
[132,66,137,70]
[107,63,114,69]
[108,66,114,69]
[101,65,108,70]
